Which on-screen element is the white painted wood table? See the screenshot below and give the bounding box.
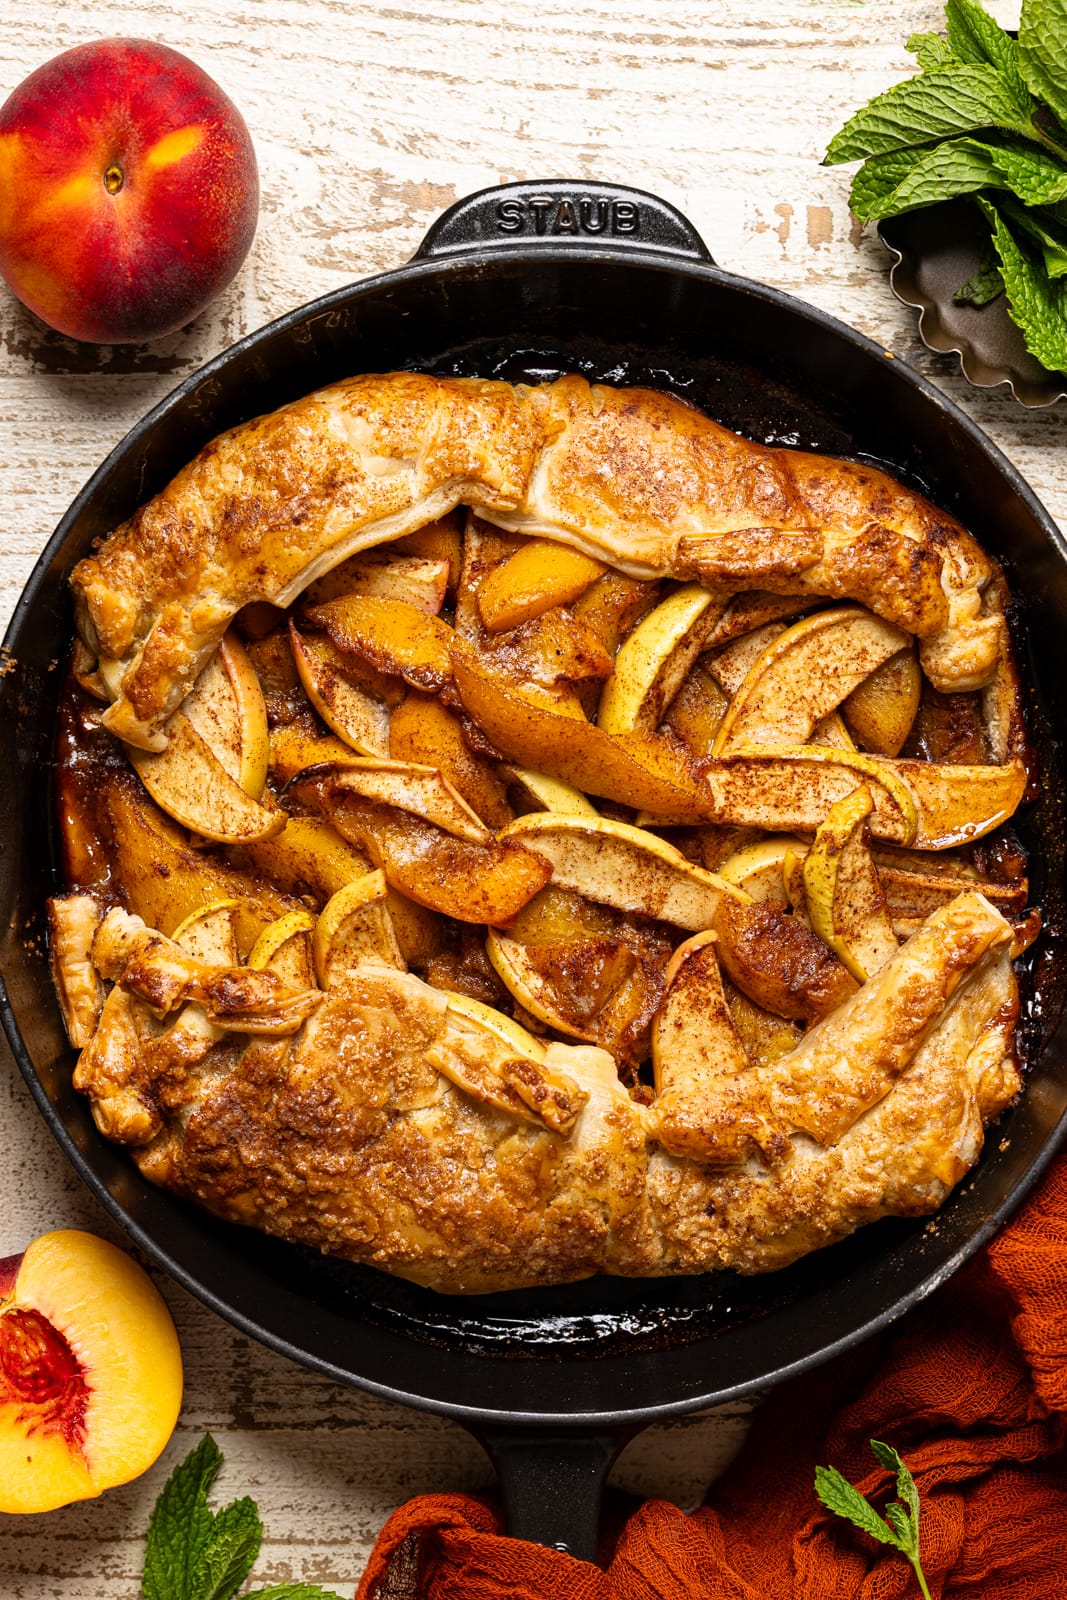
[0,2,1062,1593]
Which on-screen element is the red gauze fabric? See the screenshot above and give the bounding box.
[356,1148,1067,1598]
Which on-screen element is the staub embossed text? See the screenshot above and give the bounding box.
[495,196,639,236]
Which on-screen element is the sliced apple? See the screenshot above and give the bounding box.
[170,900,241,965]
[247,909,317,988]
[389,692,512,829]
[313,872,405,984]
[501,766,598,818]
[809,710,856,751]
[499,813,745,929]
[705,746,920,845]
[712,893,859,1021]
[127,714,285,844]
[842,646,922,756]
[650,930,760,1165]
[307,594,455,691]
[712,607,911,756]
[718,835,807,900]
[487,930,631,1043]
[303,553,451,614]
[705,622,786,697]
[300,758,492,843]
[0,1230,182,1513]
[182,630,269,798]
[451,637,712,818]
[476,538,605,632]
[288,625,391,756]
[294,767,552,924]
[426,990,588,1135]
[597,583,722,736]
[802,785,899,982]
[506,884,617,944]
[101,776,295,950]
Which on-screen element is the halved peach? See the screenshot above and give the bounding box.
[0,1230,182,1513]
[476,538,605,632]
[128,714,285,844]
[288,625,391,756]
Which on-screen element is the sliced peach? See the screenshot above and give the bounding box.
[571,570,662,655]
[101,777,294,950]
[476,607,614,690]
[842,647,922,756]
[712,607,910,755]
[269,721,362,785]
[304,553,451,614]
[712,894,859,1022]
[128,714,285,844]
[662,664,729,755]
[313,872,405,984]
[0,1230,182,1513]
[893,757,1027,849]
[307,595,455,691]
[597,584,720,736]
[394,512,465,590]
[451,638,711,818]
[389,692,512,829]
[499,813,744,929]
[183,631,270,798]
[288,625,391,756]
[476,539,605,632]
[304,758,492,843]
[294,767,552,924]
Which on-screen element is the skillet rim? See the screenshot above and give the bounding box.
[3,235,1067,1429]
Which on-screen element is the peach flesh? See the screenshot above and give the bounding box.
[0,1230,183,1513]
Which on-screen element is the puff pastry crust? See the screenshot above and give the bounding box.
[55,373,1031,1294]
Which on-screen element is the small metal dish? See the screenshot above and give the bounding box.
[880,199,1067,409]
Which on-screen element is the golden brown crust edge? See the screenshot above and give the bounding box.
[71,373,1003,751]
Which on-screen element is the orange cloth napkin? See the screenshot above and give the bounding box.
[356,1148,1067,1598]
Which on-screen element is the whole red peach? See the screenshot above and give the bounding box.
[0,39,259,343]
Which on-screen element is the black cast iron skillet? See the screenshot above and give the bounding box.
[3,180,1067,1562]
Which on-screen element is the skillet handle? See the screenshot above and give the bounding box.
[473,1426,633,1563]
[413,180,715,264]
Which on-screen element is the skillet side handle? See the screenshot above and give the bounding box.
[473,1426,633,1563]
[413,180,715,265]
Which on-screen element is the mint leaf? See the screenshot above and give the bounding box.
[244,1587,350,1599]
[143,1437,225,1600]
[885,1500,914,1551]
[945,0,1030,105]
[814,1465,901,1548]
[980,194,1067,369]
[999,195,1067,277]
[907,33,957,72]
[849,135,1067,221]
[954,248,1005,305]
[188,1498,263,1600]
[1018,0,1067,133]
[826,64,1032,163]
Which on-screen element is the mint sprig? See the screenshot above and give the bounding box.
[825,0,1067,376]
[141,1437,347,1600]
[815,1438,931,1600]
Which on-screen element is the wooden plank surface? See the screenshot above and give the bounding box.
[0,0,1061,1592]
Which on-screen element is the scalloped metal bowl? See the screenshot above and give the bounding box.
[880,199,1067,409]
